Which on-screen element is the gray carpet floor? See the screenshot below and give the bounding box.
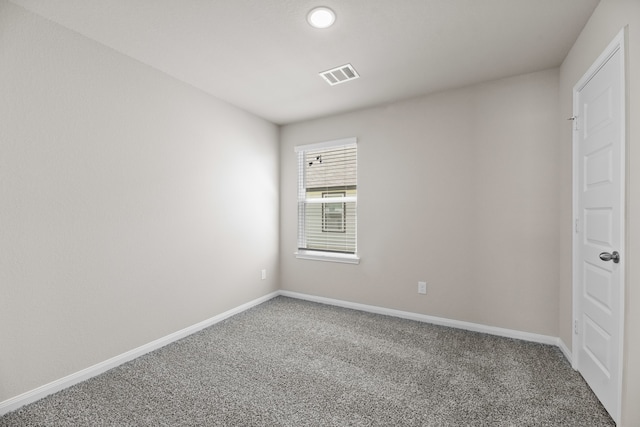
[1,296,614,426]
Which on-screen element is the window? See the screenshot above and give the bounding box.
[295,138,358,263]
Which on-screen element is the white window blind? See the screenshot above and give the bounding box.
[295,138,357,256]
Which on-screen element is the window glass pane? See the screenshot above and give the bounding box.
[297,140,357,254]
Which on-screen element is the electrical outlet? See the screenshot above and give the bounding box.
[261,269,266,280]
[418,281,427,294]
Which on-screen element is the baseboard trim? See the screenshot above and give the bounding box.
[1,290,567,416]
[279,290,560,346]
[557,338,573,366]
[0,291,280,416]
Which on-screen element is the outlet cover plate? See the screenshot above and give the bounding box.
[418,281,427,294]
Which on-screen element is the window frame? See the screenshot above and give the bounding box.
[294,137,359,264]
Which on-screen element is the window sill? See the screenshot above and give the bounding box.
[295,250,360,264]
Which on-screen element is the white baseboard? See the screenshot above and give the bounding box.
[279,290,560,346]
[557,338,573,366]
[1,290,567,417]
[0,291,280,416]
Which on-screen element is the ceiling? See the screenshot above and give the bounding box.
[10,0,599,125]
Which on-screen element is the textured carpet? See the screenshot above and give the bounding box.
[1,296,614,426]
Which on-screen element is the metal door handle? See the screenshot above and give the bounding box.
[599,251,620,264]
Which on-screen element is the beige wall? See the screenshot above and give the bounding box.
[558,0,640,424]
[4,0,637,422]
[0,1,279,402]
[280,69,561,337]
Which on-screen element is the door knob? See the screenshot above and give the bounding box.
[599,251,620,264]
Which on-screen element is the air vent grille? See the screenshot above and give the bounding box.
[319,64,360,86]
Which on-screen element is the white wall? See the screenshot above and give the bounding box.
[280,69,561,337]
[0,1,279,402]
[558,0,640,424]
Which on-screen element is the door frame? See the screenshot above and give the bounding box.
[572,28,626,424]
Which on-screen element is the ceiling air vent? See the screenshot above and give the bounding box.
[319,64,360,86]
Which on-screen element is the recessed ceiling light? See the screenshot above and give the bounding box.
[307,7,336,29]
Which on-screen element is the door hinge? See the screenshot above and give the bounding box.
[575,218,580,234]
[574,319,580,335]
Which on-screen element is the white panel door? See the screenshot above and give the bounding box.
[573,31,625,423]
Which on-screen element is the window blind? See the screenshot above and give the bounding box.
[295,138,357,254]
